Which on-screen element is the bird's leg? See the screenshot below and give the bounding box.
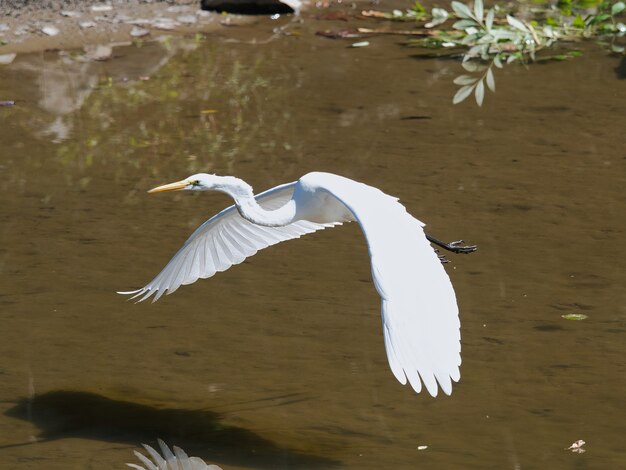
[426,234,477,254]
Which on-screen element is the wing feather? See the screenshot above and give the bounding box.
[120,182,341,302]
[310,173,461,397]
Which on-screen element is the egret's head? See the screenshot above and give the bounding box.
[148,173,252,198]
[148,173,219,193]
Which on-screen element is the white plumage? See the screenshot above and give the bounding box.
[127,439,222,470]
[120,172,463,396]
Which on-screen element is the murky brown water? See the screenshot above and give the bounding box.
[0,10,625,470]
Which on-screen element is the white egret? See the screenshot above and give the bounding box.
[120,172,476,396]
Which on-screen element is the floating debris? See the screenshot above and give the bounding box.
[358,27,434,36]
[130,27,150,38]
[0,23,9,32]
[351,40,370,47]
[0,100,15,107]
[201,109,218,114]
[41,25,60,36]
[417,445,428,450]
[562,313,588,321]
[315,29,363,39]
[79,21,97,29]
[0,53,16,65]
[566,439,586,453]
[127,439,223,470]
[361,9,390,18]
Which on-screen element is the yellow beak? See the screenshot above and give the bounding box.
[148,179,191,193]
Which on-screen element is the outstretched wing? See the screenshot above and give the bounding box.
[311,173,461,397]
[119,182,341,302]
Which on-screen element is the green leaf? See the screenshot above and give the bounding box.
[453,19,478,30]
[562,313,588,320]
[587,13,611,25]
[612,1,625,15]
[453,84,476,104]
[462,33,479,45]
[474,0,484,22]
[461,60,484,71]
[412,0,426,14]
[507,14,529,32]
[452,1,475,19]
[486,67,495,91]
[572,14,585,28]
[486,8,494,30]
[474,79,484,106]
[545,16,558,26]
[453,74,479,85]
[611,43,625,52]
[557,0,572,16]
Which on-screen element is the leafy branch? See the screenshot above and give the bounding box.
[363,0,625,105]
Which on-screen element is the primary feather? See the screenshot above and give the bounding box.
[119,182,341,302]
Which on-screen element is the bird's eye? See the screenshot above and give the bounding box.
[192,181,200,186]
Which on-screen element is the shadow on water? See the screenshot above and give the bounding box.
[3,391,339,469]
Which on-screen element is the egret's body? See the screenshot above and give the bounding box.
[121,172,473,397]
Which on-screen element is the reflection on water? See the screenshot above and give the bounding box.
[1,36,302,196]
[4,391,336,469]
[7,38,195,143]
[129,439,223,470]
[0,14,624,470]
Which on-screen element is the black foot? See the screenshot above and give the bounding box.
[445,239,478,254]
[426,234,478,254]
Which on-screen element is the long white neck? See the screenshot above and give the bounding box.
[213,176,296,227]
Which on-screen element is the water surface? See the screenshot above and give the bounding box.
[0,11,624,470]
